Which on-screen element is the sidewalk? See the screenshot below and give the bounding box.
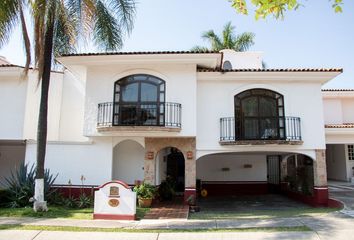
[0,216,304,229]
[0,230,320,240]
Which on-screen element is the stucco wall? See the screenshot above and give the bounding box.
[0,76,27,139]
[197,153,267,181]
[112,140,144,185]
[83,64,197,137]
[23,71,64,141]
[58,71,87,141]
[25,138,112,185]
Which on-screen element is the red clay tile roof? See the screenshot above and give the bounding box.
[322,89,354,92]
[325,123,354,128]
[61,51,220,57]
[0,64,22,68]
[197,67,343,73]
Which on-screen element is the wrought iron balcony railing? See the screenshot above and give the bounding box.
[97,102,181,128]
[220,116,301,142]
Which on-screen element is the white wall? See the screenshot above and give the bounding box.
[83,64,197,137]
[0,75,27,139]
[25,138,113,185]
[155,148,169,185]
[197,153,267,181]
[23,71,64,141]
[112,140,144,185]
[197,77,326,152]
[323,99,342,124]
[220,50,263,69]
[342,99,354,123]
[58,71,87,141]
[323,94,354,125]
[326,144,347,181]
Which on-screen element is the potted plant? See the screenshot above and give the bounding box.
[133,182,156,208]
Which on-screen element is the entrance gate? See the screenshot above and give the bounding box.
[267,155,281,193]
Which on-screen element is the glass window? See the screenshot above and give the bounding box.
[141,83,157,101]
[113,74,165,126]
[348,145,354,160]
[121,83,138,102]
[235,89,285,140]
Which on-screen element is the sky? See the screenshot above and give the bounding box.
[0,0,353,88]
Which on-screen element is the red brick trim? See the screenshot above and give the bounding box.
[98,180,131,190]
[93,213,135,220]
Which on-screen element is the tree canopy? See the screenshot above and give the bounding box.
[229,0,343,19]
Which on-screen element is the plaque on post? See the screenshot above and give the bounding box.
[93,181,136,220]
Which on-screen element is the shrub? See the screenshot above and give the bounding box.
[76,193,93,208]
[2,163,58,208]
[133,182,156,199]
[158,177,175,201]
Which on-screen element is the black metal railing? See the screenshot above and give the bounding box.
[97,102,181,128]
[220,116,301,141]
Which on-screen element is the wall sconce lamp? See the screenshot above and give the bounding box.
[187,151,193,159]
[147,151,154,160]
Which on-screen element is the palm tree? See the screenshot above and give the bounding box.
[192,21,255,52]
[0,0,136,211]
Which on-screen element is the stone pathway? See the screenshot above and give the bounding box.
[143,199,189,220]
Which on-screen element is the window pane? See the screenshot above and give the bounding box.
[141,83,157,101]
[160,84,165,91]
[140,104,157,125]
[243,119,258,139]
[260,118,278,139]
[259,97,277,117]
[242,97,258,117]
[121,83,138,102]
[120,105,138,125]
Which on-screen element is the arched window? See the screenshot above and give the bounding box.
[113,74,165,126]
[234,89,285,140]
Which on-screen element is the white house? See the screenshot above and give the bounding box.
[323,89,354,182]
[0,50,344,206]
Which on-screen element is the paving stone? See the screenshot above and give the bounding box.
[0,230,41,240]
[216,218,303,229]
[35,231,158,240]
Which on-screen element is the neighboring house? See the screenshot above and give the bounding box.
[323,89,354,182]
[0,50,343,206]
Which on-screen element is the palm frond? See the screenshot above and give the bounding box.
[53,1,77,57]
[93,0,122,51]
[202,30,223,51]
[234,32,255,52]
[222,21,235,49]
[108,0,136,34]
[190,46,210,52]
[19,2,31,77]
[0,0,20,48]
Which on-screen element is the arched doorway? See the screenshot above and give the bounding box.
[156,147,185,193]
[112,140,144,185]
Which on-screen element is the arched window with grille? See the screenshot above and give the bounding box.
[113,74,165,126]
[234,89,285,140]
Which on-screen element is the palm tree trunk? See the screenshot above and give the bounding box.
[34,12,55,213]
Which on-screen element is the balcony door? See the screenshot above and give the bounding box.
[234,89,285,140]
[113,74,165,126]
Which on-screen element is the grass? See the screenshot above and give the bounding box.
[0,224,312,233]
[0,206,150,220]
[189,207,341,219]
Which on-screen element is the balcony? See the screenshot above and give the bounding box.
[220,116,302,145]
[97,102,181,132]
